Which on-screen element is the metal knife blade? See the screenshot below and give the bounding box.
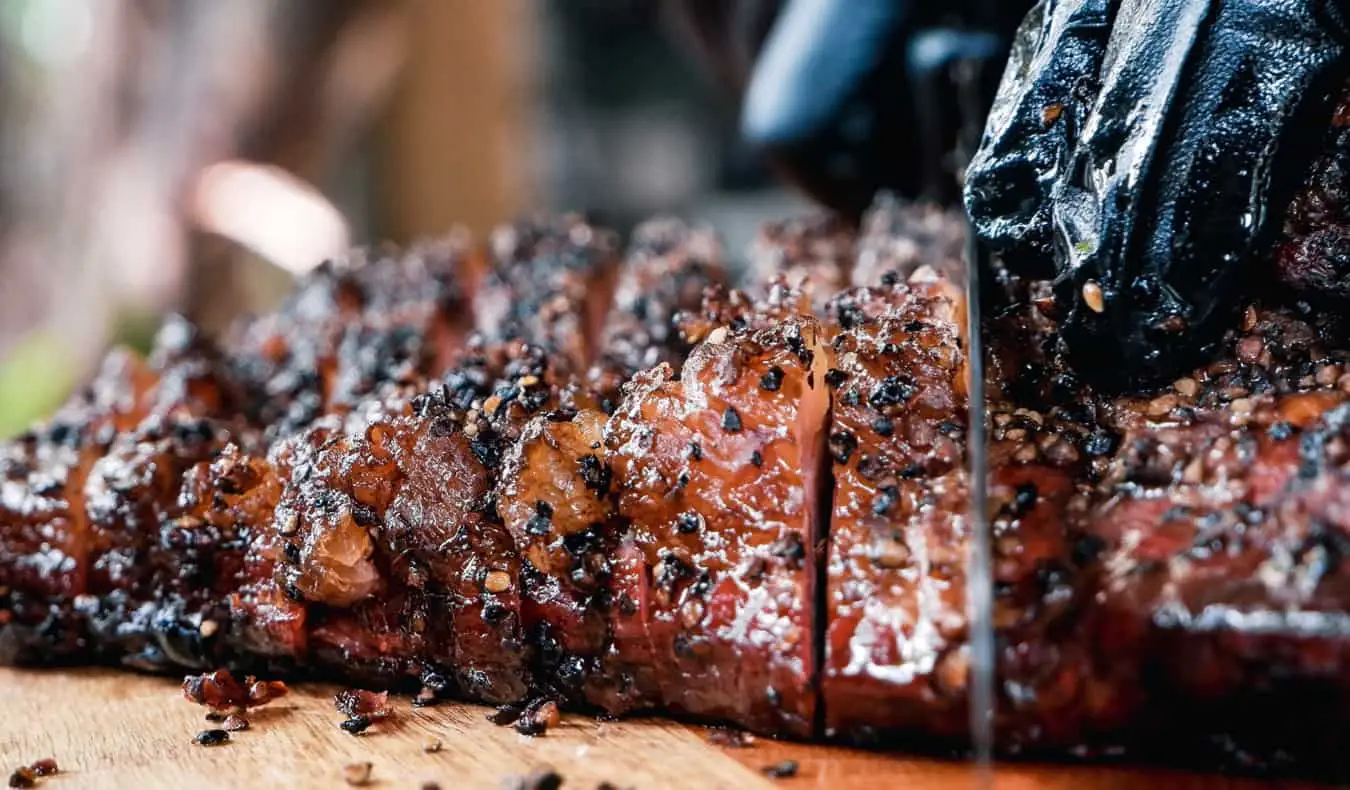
[955,52,996,787]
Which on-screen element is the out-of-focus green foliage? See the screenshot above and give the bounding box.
[0,330,77,438]
[0,312,158,439]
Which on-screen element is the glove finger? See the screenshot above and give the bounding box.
[963,0,1116,274]
[741,0,912,215]
[1050,0,1350,389]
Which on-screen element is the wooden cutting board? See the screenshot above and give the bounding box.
[0,668,1317,789]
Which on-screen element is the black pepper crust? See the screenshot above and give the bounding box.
[5,197,1350,779]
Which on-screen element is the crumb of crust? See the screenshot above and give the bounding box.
[706,729,756,748]
[503,768,563,790]
[513,699,561,737]
[340,715,373,735]
[193,729,230,747]
[223,714,250,732]
[182,669,287,713]
[422,782,442,790]
[343,761,373,786]
[487,704,522,726]
[413,686,438,708]
[761,760,799,779]
[334,689,391,721]
[422,737,443,753]
[26,761,56,779]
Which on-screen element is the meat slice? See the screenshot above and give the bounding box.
[597,300,831,736]
[494,407,613,700]
[821,262,1105,751]
[748,212,855,311]
[270,388,528,701]
[228,238,473,441]
[475,215,620,374]
[1072,305,1350,772]
[820,274,970,744]
[0,318,250,666]
[851,196,965,288]
[587,218,727,408]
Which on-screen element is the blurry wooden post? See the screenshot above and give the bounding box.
[378,0,539,240]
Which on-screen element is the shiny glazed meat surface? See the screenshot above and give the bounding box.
[5,199,1350,778]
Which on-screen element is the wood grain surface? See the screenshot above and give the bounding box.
[0,668,1322,789]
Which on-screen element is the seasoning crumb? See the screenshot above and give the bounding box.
[223,714,250,732]
[183,669,287,713]
[413,686,438,708]
[1081,280,1105,313]
[721,406,743,432]
[340,715,373,735]
[423,737,443,753]
[422,782,443,790]
[484,570,513,594]
[26,761,56,779]
[759,366,784,392]
[193,729,230,747]
[204,711,226,722]
[761,759,799,779]
[514,699,561,737]
[503,768,563,790]
[7,768,35,789]
[343,761,373,786]
[335,689,391,721]
[707,729,756,748]
[487,704,522,726]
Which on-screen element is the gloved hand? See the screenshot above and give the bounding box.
[664,0,1030,216]
[965,0,1350,390]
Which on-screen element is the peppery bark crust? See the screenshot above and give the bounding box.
[6,200,1350,778]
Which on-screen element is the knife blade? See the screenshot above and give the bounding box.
[955,51,996,787]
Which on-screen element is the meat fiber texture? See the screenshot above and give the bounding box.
[6,198,1350,779]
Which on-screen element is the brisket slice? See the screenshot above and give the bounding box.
[595,292,830,737]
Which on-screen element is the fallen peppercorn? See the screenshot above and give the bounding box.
[340,715,372,735]
[193,729,230,747]
[761,760,798,779]
[487,704,522,726]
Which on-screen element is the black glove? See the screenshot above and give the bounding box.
[665,0,1031,216]
[965,0,1350,390]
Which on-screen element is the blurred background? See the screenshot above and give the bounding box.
[0,0,813,436]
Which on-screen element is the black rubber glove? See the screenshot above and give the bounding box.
[965,0,1350,390]
[665,0,1031,216]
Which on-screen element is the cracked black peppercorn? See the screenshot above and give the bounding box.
[722,406,743,432]
[340,715,372,735]
[873,485,899,516]
[193,729,230,746]
[759,366,784,391]
[762,760,799,779]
